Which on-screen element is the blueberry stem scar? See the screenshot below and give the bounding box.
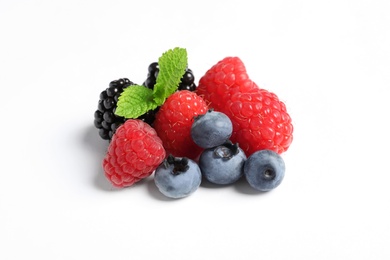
[213,141,239,159]
[263,169,275,180]
[164,154,189,175]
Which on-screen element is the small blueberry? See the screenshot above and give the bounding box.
[199,141,247,185]
[191,109,233,149]
[244,150,285,191]
[154,155,202,199]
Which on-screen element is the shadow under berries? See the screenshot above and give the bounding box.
[82,124,114,191]
[233,177,270,195]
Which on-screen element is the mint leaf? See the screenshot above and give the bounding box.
[153,47,188,104]
[114,47,188,119]
[115,85,158,119]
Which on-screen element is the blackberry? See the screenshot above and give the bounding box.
[94,78,134,140]
[143,62,197,91]
[143,62,159,89]
[178,68,196,91]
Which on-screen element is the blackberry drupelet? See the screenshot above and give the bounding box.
[94,78,134,140]
[143,62,197,91]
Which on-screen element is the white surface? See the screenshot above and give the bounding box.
[1,0,390,259]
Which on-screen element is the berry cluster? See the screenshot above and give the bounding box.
[154,109,285,198]
[93,48,293,199]
[94,62,198,140]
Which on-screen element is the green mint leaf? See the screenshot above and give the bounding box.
[115,85,158,119]
[153,47,188,105]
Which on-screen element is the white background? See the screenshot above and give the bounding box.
[1,0,389,259]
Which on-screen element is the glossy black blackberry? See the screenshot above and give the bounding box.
[94,78,134,140]
[143,62,197,91]
[143,62,159,89]
[178,69,196,91]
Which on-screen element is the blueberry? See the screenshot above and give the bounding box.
[154,155,202,199]
[244,150,285,191]
[199,141,247,185]
[191,109,233,149]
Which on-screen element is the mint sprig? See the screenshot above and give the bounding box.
[153,47,188,104]
[114,85,157,119]
[115,47,188,119]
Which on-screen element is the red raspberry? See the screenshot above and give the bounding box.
[102,119,166,188]
[196,57,293,156]
[154,90,208,160]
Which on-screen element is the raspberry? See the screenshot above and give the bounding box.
[196,57,293,156]
[102,119,166,188]
[154,90,208,160]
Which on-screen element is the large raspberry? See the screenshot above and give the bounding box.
[102,119,166,188]
[196,57,293,156]
[154,90,208,160]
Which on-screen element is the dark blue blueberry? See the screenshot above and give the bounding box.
[191,110,233,149]
[244,150,285,191]
[199,141,247,185]
[154,155,202,199]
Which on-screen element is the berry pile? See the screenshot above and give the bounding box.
[94,61,199,140]
[155,109,286,198]
[93,47,293,198]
